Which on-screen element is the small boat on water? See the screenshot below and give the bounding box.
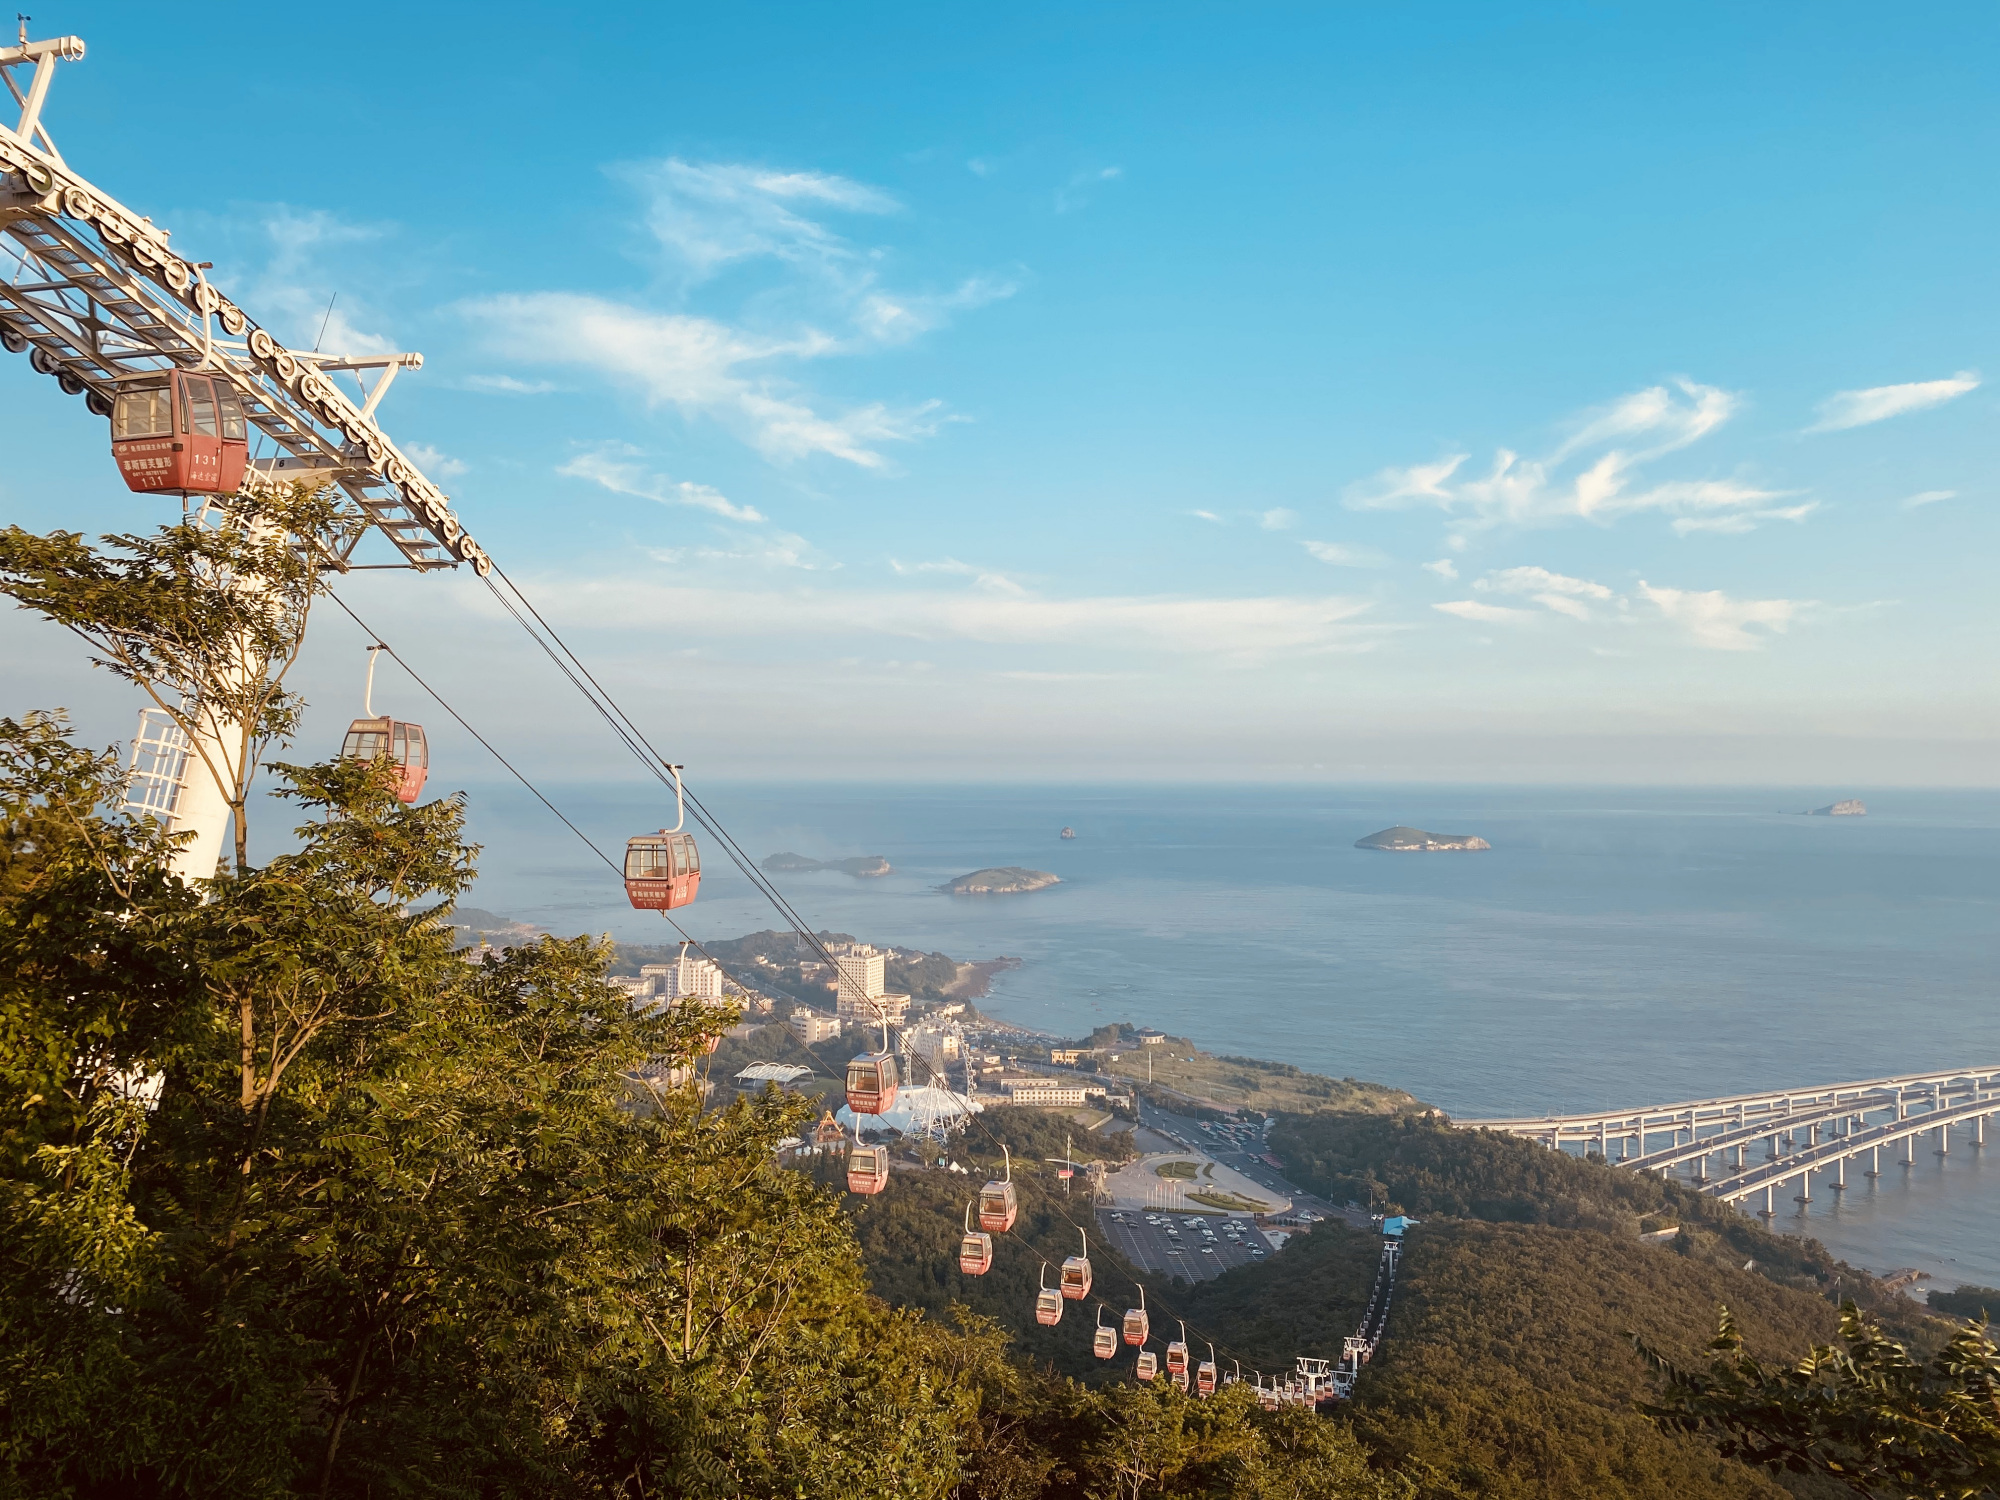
[1060,826,1076,839]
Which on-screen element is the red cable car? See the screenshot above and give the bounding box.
[1093,1307,1116,1361]
[978,1147,1018,1234]
[1135,1350,1158,1383]
[339,648,427,803]
[1196,1346,1218,1396]
[957,1202,992,1276]
[624,831,700,910]
[846,1140,888,1195]
[1122,1287,1149,1347]
[1034,1264,1063,1327]
[624,765,701,911]
[1166,1322,1189,1379]
[846,1017,900,1116]
[110,371,248,495]
[1060,1230,1092,1300]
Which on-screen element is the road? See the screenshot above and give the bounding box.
[1132,1099,1349,1222]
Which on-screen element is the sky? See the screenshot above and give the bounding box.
[3,2,1997,784]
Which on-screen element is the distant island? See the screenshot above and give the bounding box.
[1355,825,1491,852]
[1060,826,1076,839]
[762,852,893,877]
[1807,800,1867,817]
[944,866,1061,895]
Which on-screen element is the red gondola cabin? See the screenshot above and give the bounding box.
[624,831,701,911]
[846,1143,889,1195]
[111,372,248,495]
[958,1203,992,1276]
[845,1050,899,1115]
[340,717,428,803]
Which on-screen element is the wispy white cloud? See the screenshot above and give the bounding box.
[1345,379,1789,532]
[649,533,829,571]
[1302,540,1388,567]
[1900,489,1958,510]
[532,578,1378,659]
[621,158,898,280]
[559,443,766,522]
[889,556,1026,595]
[855,275,1017,343]
[1259,508,1297,531]
[462,373,559,395]
[466,293,941,467]
[1474,565,1614,621]
[1551,381,1736,463]
[1808,372,1979,433]
[1191,509,1224,524]
[1671,501,1817,535]
[1434,599,1535,624]
[1421,558,1458,581]
[403,442,467,480]
[461,158,1011,467]
[1055,165,1123,213]
[1637,581,1803,650]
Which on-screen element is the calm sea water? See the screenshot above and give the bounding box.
[452,782,2000,1294]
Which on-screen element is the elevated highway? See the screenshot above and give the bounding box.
[1457,1066,2000,1215]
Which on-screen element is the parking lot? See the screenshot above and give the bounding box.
[1094,1207,1276,1282]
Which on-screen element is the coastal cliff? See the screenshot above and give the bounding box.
[1808,800,1867,817]
[944,866,1061,895]
[1356,825,1491,852]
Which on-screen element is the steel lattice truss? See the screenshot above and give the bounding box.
[0,27,488,574]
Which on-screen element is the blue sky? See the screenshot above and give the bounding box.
[4,2,1997,783]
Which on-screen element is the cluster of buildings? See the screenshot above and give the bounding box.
[609,946,730,1007]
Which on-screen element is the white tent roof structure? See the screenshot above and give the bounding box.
[835,1085,983,1140]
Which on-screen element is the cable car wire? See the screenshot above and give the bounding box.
[325,581,1271,1379]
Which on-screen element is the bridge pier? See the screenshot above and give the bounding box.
[1832,1156,1846,1190]
[1729,1143,1743,1170]
[1937,1123,1950,1157]
[1759,1184,1774,1216]
[1977,1113,1987,1147]
[1793,1168,1811,1204]
[1866,1144,1881,1177]
[1903,1134,1916,1166]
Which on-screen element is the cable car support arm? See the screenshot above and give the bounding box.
[0,26,488,575]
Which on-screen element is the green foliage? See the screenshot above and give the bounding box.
[0,723,974,1499]
[0,486,365,870]
[1928,1287,2000,1324]
[1269,1113,1919,1319]
[1638,1302,2000,1498]
[1348,1222,1841,1500]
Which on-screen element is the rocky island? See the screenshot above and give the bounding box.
[1807,799,1867,817]
[1356,825,1491,852]
[762,852,893,877]
[944,866,1061,895]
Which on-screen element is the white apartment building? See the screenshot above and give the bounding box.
[642,946,726,1001]
[788,1006,842,1045]
[999,1078,1090,1108]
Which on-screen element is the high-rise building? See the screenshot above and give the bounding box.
[832,945,887,1003]
[642,945,726,1001]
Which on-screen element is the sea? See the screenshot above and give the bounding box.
[452,781,2000,1296]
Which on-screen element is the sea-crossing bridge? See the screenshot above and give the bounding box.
[1459,1066,2000,1216]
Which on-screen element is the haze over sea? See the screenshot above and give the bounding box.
[458,781,2000,1294]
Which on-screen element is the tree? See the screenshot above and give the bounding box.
[1636,1302,2000,1498]
[0,485,363,872]
[0,723,975,1499]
